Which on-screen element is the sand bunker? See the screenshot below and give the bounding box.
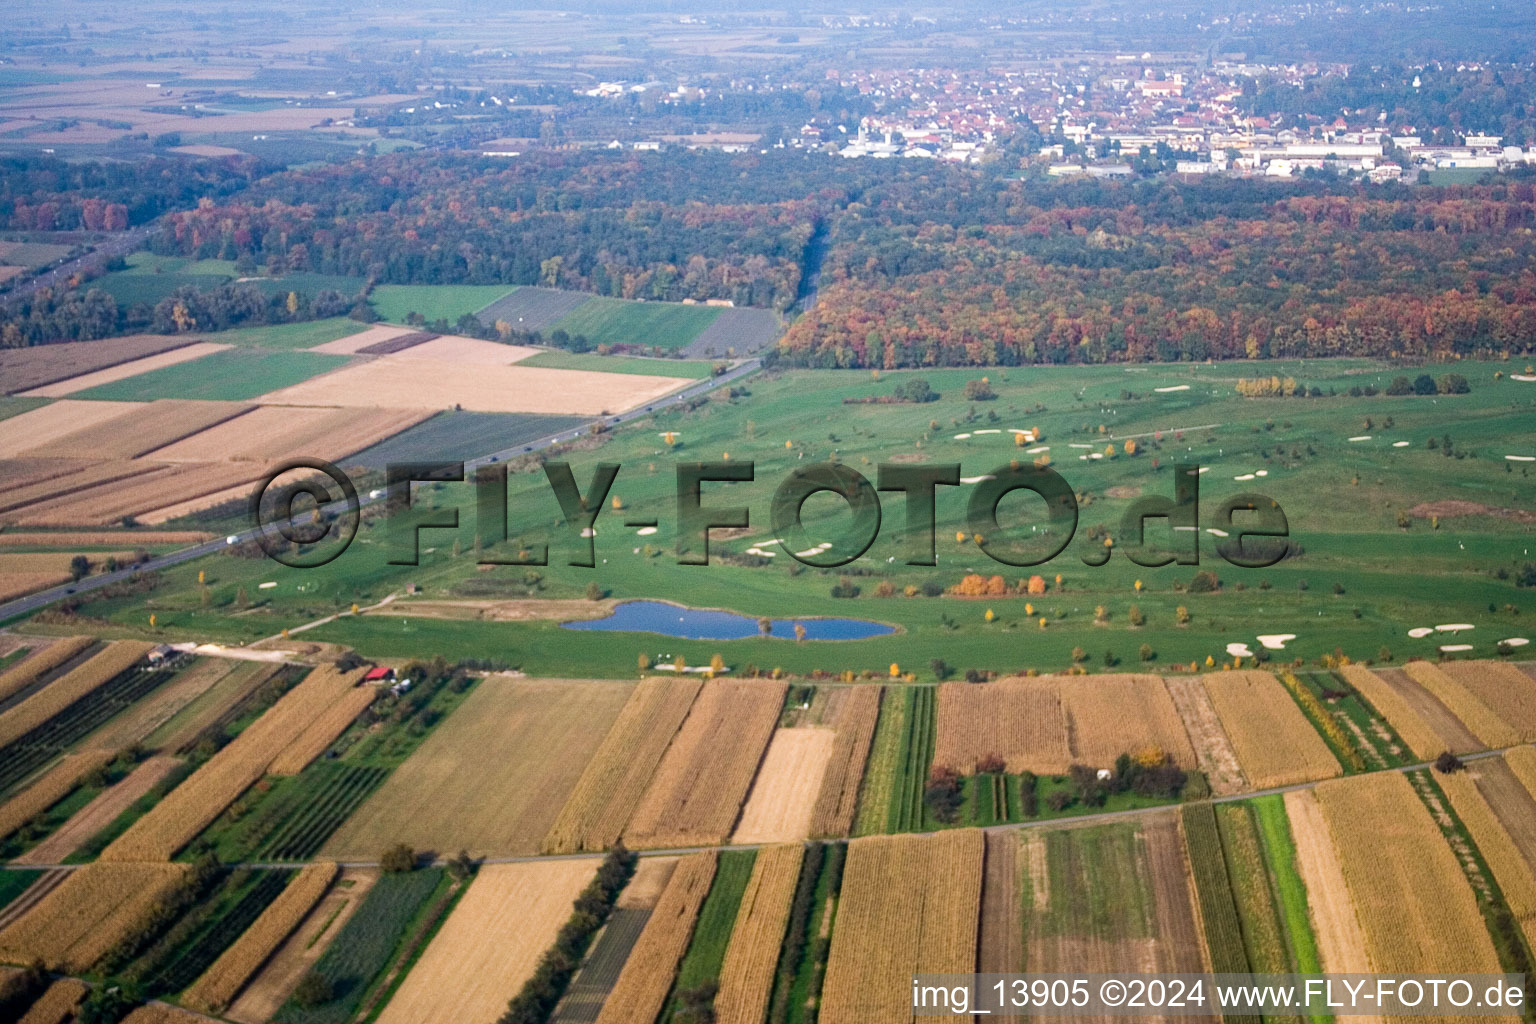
[1407,628,1434,638]
[960,475,995,484]
[1511,374,1536,382]
[1154,385,1191,393]
[1506,455,1535,462]
[1026,446,1048,454]
[636,526,657,536]
[974,429,1001,435]
[1257,634,1296,650]
[1234,473,1255,481]
[1501,637,1529,647]
[1393,441,1411,448]
[1439,644,1474,652]
[1347,435,1372,442]
[1226,642,1254,658]
[1435,623,1474,632]
[953,433,972,440]
[1206,528,1229,537]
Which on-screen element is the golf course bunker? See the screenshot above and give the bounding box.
[563,600,895,640]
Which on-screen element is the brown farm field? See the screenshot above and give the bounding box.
[144,405,433,464]
[807,685,882,838]
[101,665,367,861]
[1401,661,1517,749]
[18,399,252,459]
[256,355,692,415]
[324,678,632,858]
[0,401,147,457]
[183,861,338,1014]
[0,635,93,704]
[22,343,230,398]
[1437,763,1536,950]
[377,859,597,1024]
[307,324,417,355]
[1367,666,1483,755]
[595,851,718,1024]
[0,531,211,548]
[0,640,151,750]
[225,868,376,1024]
[0,861,189,971]
[931,673,1196,776]
[1282,790,1374,976]
[731,727,835,845]
[1202,670,1341,789]
[714,843,804,1024]
[624,679,787,849]
[1314,772,1501,986]
[15,756,182,865]
[0,336,195,395]
[1336,664,1449,761]
[1436,660,1536,742]
[1162,674,1247,795]
[820,829,984,1024]
[16,978,88,1024]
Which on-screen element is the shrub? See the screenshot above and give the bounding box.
[294,971,334,1008]
[380,843,416,874]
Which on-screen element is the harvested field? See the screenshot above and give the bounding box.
[0,641,151,751]
[23,343,230,398]
[0,574,62,602]
[120,1003,218,1024]
[1202,670,1341,789]
[0,460,158,515]
[143,661,280,754]
[0,530,210,547]
[308,325,418,355]
[267,684,376,775]
[714,844,805,1024]
[731,727,835,844]
[543,677,703,854]
[932,674,1197,775]
[10,460,268,526]
[378,859,597,1024]
[0,458,93,495]
[619,856,680,909]
[0,860,189,971]
[1021,814,1207,1022]
[0,400,147,457]
[1283,790,1373,975]
[101,666,367,861]
[820,830,984,1024]
[1314,773,1500,979]
[0,552,139,575]
[182,861,340,1014]
[594,851,718,1024]
[1369,667,1482,755]
[1437,661,1536,742]
[352,331,438,356]
[390,334,539,364]
[0,636,93,705]
[1336,664,1449,760]
[324,678,632,858]
[1438,765,1536,949]
[808,685,881,837]
[19,400,251,459]
[225,868,376,1024]
[1163,674,1247,794]
[15,756,181,865]
[1402,661,1518,748]
[0,748,115,842]
[624,679,788,850]
[73,657,232,753]
[145,404,432,463]
[256,355,692,415]
[0,336,193,395]
[17,978,87,1024]
[478,286,591,332]
[1507,746,1536,800]
[979,831,1023,975]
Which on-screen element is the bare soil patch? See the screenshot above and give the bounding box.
[1283,790,1376,979]
[1408,499,1536,524]
[1373,667,1482,754]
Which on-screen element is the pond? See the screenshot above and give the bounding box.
[562,600,896,641]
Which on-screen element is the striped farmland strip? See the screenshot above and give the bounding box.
[715,844,805,1024]
[808,686,880,838]
[0,637,94,706]
[594,851,718,1024]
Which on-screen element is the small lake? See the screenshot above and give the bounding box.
[562,600,895,641]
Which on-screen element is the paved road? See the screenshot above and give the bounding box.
[0,358,762,625]
[0,227,155,301]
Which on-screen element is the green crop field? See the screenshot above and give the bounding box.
[1251,795,1325,982]
[30,356,1536,681]
[548,296,723,350]
[0,396,48,422]
[517,350,717,378]
[71,347,348,401]
[370,284,519,325]
[206,317,370,350]
[668,849,757,1014]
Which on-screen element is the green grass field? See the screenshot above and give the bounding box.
[517,350,717,378]
[548,296,723,351]
[71,347,348,401]
[1251,795,1325,982]
[32,356,1536,679]
[370,284,519,325]
[0,396,48,421]
[204,317,369,350]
